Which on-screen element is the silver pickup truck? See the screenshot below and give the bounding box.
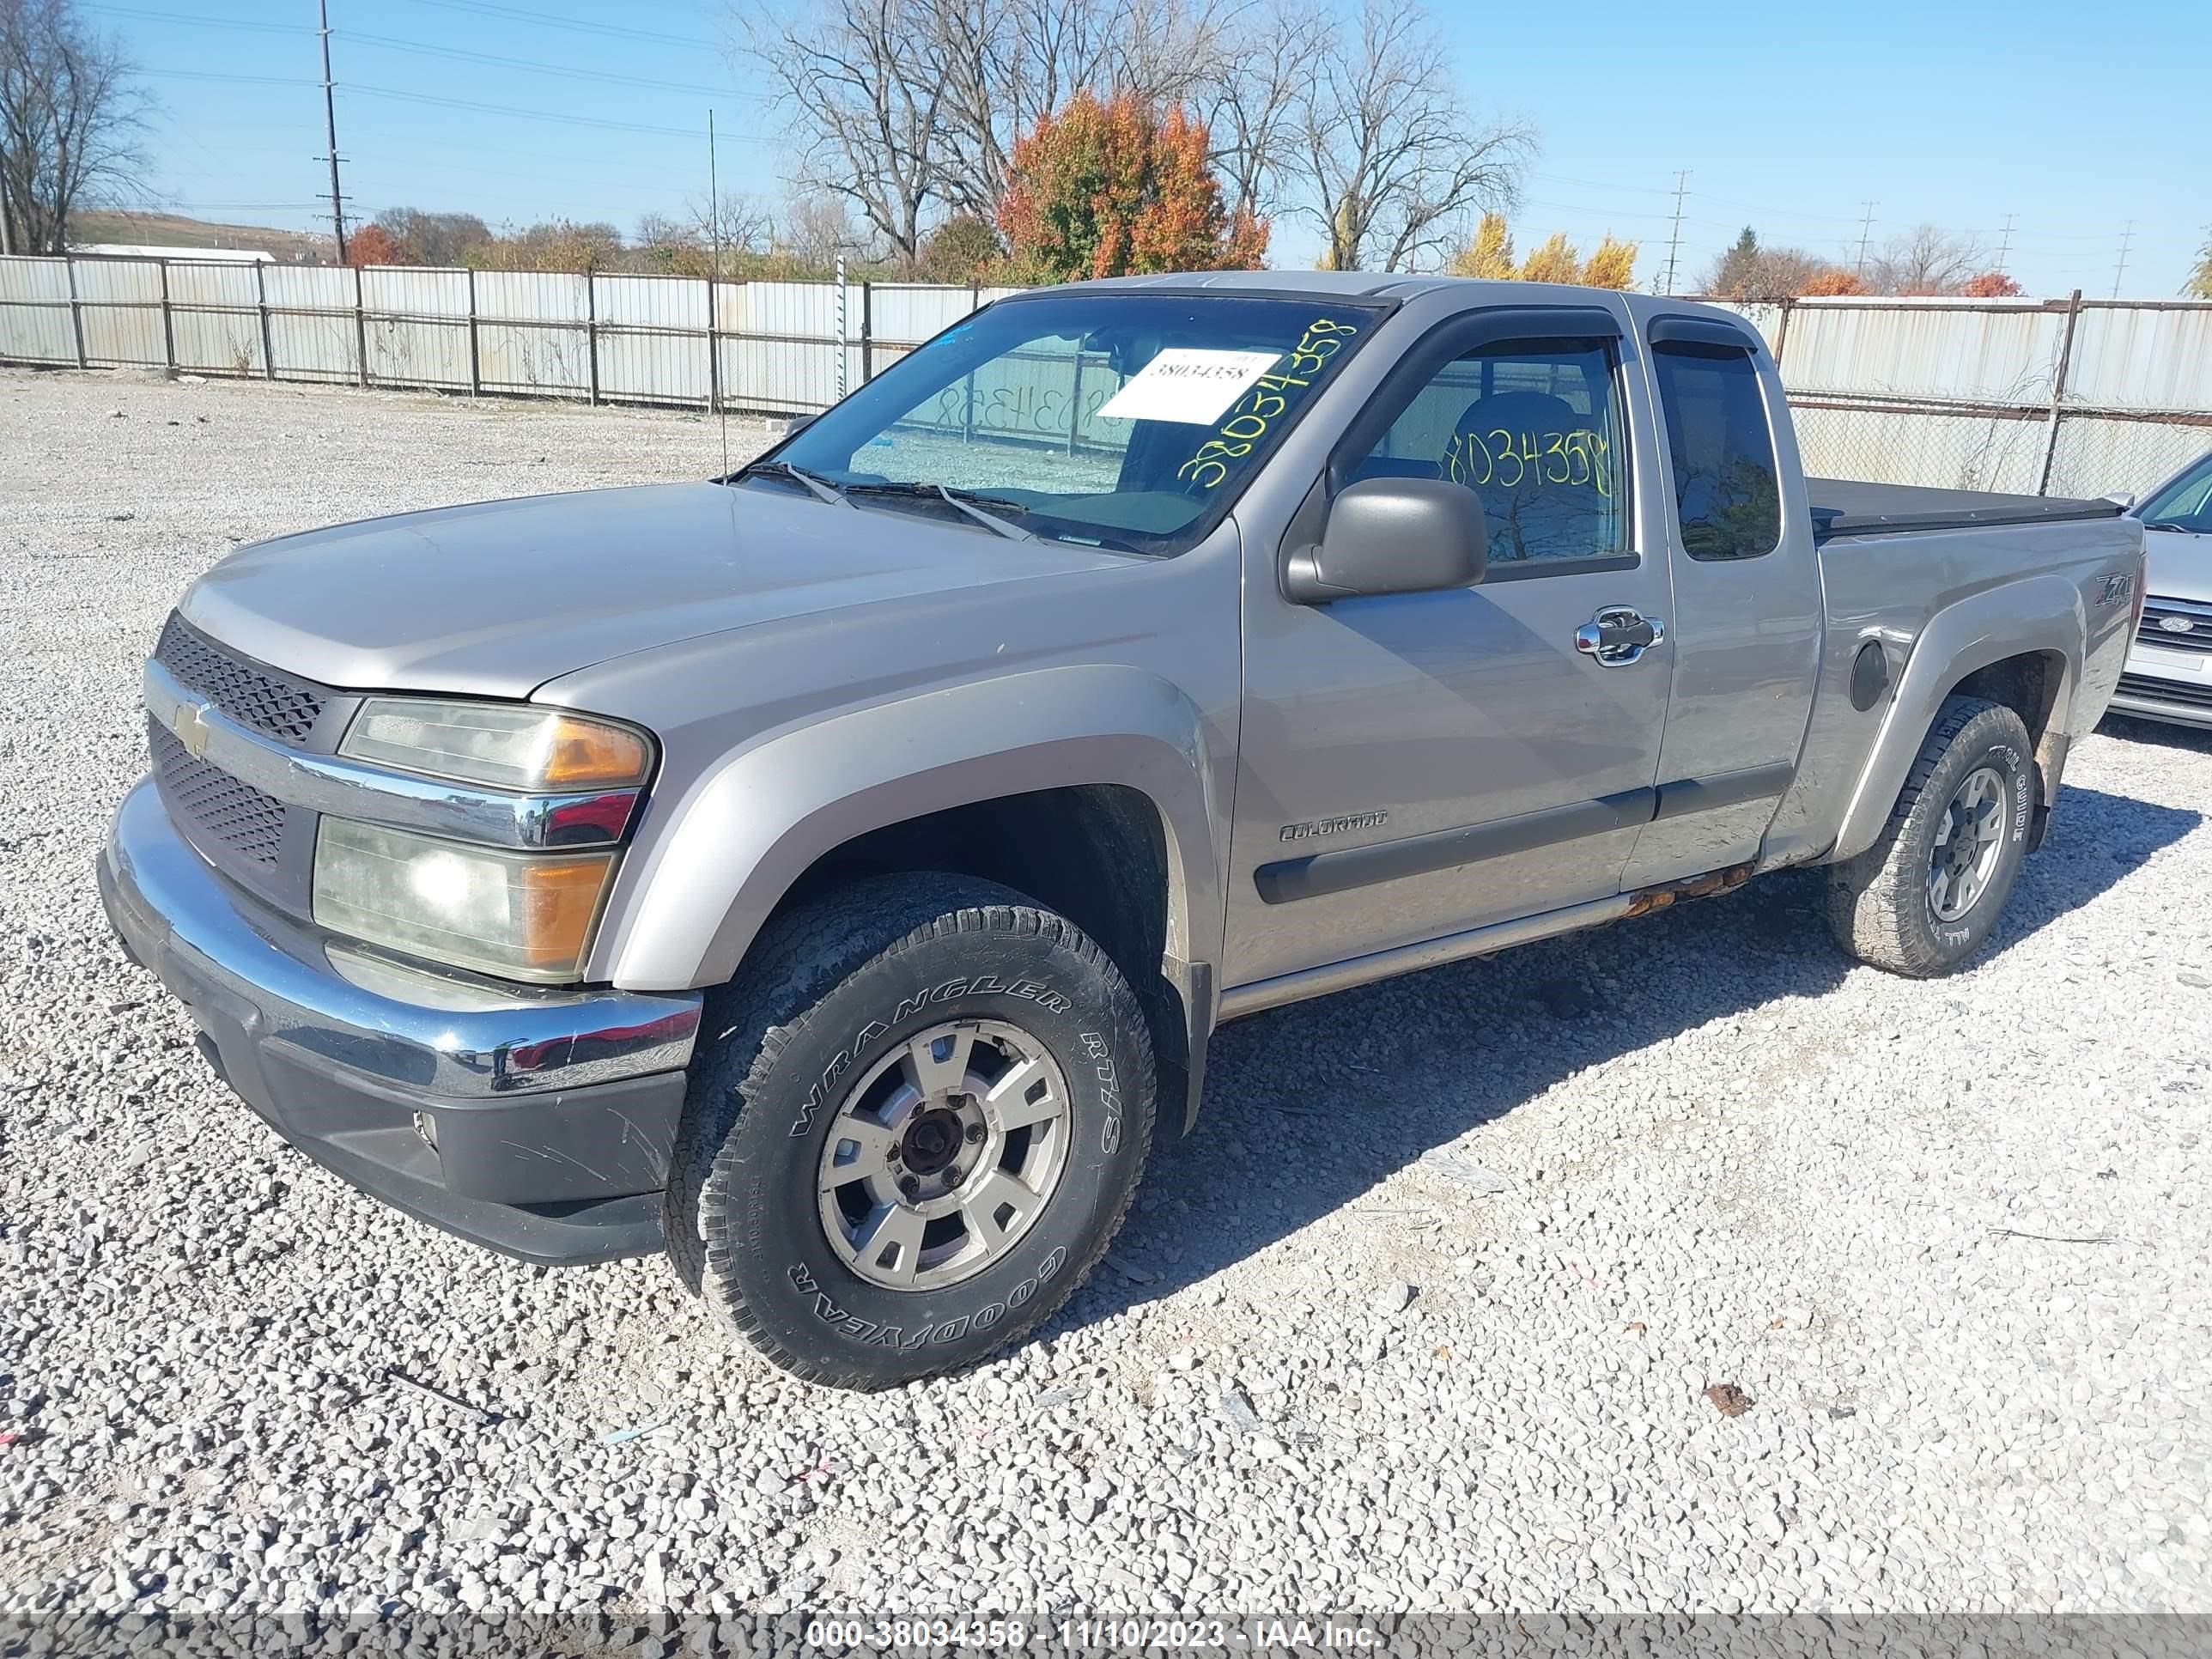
[100,272,2143,1389]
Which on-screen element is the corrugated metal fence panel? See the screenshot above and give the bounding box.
[167,261,266,376]
[362,267,470,389]
[260,264,357,381]
[72,258,164,367]
[0,257,76,362]
[730,281,844,414]
[1781,299,2067,405]
[476,270,590,398]
[2064,307,2212,414]
[866,283,981,374]
[594,274,708,404]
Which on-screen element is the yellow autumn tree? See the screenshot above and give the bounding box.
[1516,232,1580,284]
[1578,234,1638,290]
[1448,212,1516,279]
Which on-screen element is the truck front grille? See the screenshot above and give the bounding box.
[155,612,326,744]
[149,720,288,866]
[2138,598,2212,656]
[2117,672,2212,711]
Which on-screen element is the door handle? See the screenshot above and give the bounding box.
[1574,607,1665,667]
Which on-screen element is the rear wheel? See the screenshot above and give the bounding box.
[1826,695,2036,977]
[666,872,1155,1389]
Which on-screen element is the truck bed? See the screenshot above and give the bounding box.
[1808,477,2124,543]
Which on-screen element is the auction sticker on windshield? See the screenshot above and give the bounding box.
[1096,349,1285,425]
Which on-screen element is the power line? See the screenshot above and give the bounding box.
[385,0,722,51]
[1661,171,1688,296]
[335,29,760,100]
[83,3,310,33]
[343,83,741,141]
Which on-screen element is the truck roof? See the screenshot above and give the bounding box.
[1007,270,1752,320]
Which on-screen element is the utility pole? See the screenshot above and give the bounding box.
[1660,171,1688,296]
[1995,213,2015,273]
[1854,202,1876,275]
[2111,222,2134,298]
[708,107,728,477]
[319,0,349,264]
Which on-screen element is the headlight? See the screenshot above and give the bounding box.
[339,698,653,793]
[313,819,617,983]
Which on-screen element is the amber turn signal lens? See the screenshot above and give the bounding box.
[540,716,653,791]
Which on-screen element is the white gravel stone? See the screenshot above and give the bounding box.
[3,366,2209,1623]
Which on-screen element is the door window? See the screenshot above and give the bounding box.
[1652,344,1783,561]
[1349,340,1630,568]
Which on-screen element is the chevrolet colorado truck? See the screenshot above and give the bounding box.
[100,273,2144,1389]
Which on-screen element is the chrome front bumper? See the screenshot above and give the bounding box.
[99,777,703,1263]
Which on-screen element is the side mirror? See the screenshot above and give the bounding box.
[782,412,819,438]
[1283,477,1489,605]
[2103,491,2136,513]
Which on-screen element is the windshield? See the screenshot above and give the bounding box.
[2140,453,2212,533]
[757,292,1382,556]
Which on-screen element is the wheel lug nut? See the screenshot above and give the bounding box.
[884,1144,902,1164]
[945,1165,963,1186]
[899,1175,920,1200]
[964,1122,986,1143]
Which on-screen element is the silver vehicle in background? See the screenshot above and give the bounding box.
[2110,450,2212,729]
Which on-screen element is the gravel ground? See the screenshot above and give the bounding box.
[3,366,2210,1637]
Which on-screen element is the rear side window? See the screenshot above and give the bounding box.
[1653,345,1782,560]
[1352,340,1629,567]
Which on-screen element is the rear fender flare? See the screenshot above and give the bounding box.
[600,664,1223,994]
[1831,574,2082,863]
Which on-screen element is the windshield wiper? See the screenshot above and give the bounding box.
[2142,520,2205,535]
[843,481,1036,542]
[729,459,853,507]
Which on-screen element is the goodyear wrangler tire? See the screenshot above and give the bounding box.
[666,872,1156,1389]
[1826,696,2037,978]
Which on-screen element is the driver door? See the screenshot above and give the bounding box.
[1224,304,1674,991]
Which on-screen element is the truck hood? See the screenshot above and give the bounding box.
[2143,525,2212,603]
[180,483,1129,698]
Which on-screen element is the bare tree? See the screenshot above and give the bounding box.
[1195,1,1328,218]
[1869,223,1985,295]
[370,208,490,266]
[735,0,1238,258]
[687,191,775,257]
[0,0,149,255]
[1700,229,1834,301]
[738,0,953,264]
[1287,0,1533,272]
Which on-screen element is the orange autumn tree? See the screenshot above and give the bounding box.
[997,92,1267,284]
[345,223,406,267]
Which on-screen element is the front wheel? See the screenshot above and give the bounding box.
[1826,695,2036,977]
[665,873,1156,1389]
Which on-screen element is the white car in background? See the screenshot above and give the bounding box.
[2110,451,2212,730]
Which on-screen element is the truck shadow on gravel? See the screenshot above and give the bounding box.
[1063,781,2199,1328]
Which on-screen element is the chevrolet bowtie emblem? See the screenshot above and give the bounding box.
[176,702,215,759]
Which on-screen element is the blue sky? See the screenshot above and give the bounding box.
[96,0,2208,296]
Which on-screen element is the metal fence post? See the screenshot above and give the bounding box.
[255,261,276,378]
[586,272,600,404]
[1771,296,1795,374]
[704,276,720,415]
[860,280,873,383]
[465,267,482,396]
[2035,289,2083,496]
[1067,349,1085,455]
[64,255,87,368]
[353,264,370,387]
[157,258,177,374]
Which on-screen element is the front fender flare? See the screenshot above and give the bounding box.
[600,664,1224,994]
[1831,574,2082,864]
